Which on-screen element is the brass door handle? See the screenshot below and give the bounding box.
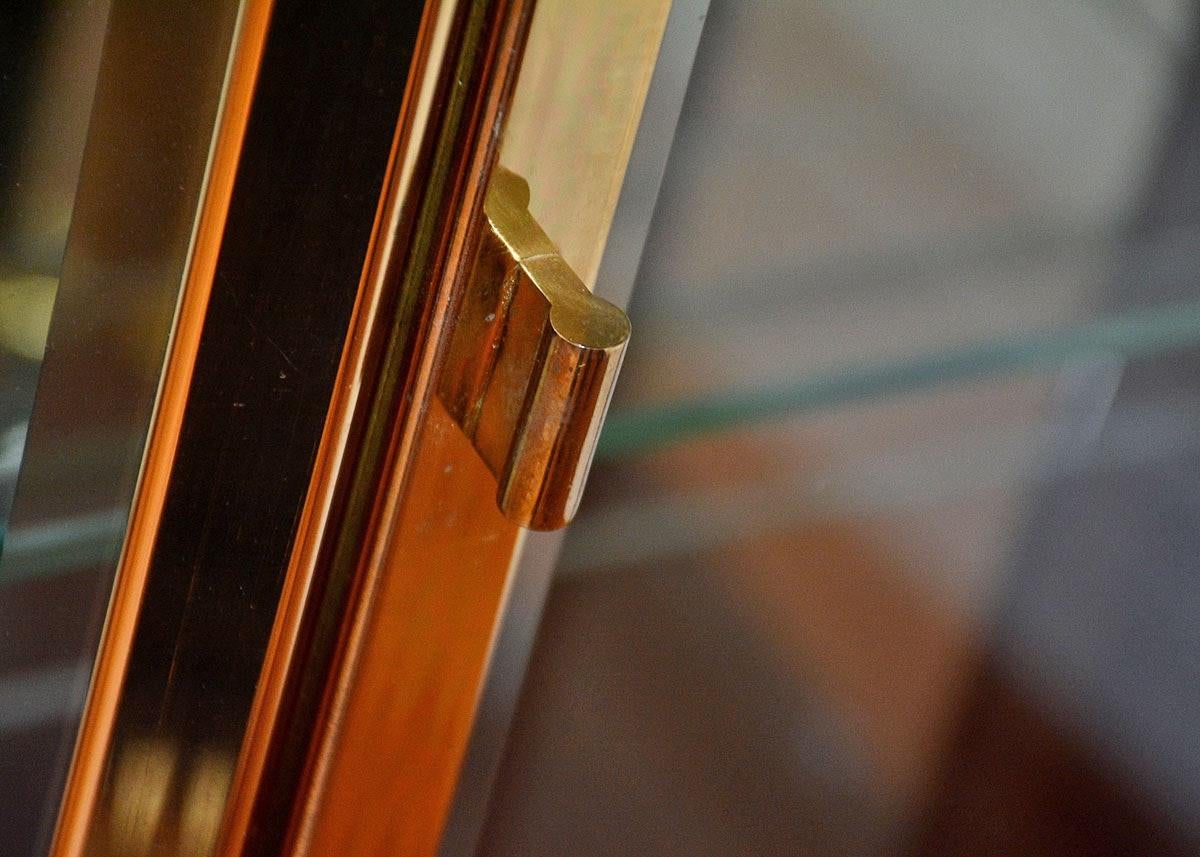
[440,167,630,530]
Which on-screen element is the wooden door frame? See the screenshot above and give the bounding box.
[38,1,680,854]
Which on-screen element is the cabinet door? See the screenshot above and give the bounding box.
[0,1,676,856]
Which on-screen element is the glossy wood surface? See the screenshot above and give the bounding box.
[282,2,537,852]
[502,0,673,285]
[295,401,522,854]
[217,1,454,851]
[47,0,672,852]
[273,2,674,854]
[48,2,428,854]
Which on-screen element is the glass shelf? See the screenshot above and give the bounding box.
[600,297,1200,459]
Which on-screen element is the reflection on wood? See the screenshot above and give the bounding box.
[502,0,672,286]
[294,402,521,854]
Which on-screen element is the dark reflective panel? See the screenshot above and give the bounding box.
[0,0,428,852]
[0,4,112,853]
[88,2,425,852]
[0,2,242,852]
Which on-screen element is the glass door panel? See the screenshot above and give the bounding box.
[478,2,1200,855]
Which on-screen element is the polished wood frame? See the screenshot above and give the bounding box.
[226,2,538,851]
[278,1,677,850]
[216,0,514,850]
[36,0,674,854]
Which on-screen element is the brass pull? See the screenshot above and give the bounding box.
[440,167,630,530]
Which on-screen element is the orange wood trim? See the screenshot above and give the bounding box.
[283,2,537,853]
[292,404,525,856]
[48,3,274,854]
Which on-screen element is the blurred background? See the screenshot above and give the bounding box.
[0,2,107,540]
[477,1,1200,854]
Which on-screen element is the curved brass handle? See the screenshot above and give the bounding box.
[440,167,631,530]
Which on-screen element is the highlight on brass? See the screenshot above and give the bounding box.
[440,167,630,530]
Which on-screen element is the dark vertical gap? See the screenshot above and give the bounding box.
[91,1,424,854]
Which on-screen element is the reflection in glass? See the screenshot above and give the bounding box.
[481,1,1200,855]
[0,6,112,854]
[0,1,109,553]
[0,2,243,853]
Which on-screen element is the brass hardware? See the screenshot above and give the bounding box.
[441,167,630,530]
